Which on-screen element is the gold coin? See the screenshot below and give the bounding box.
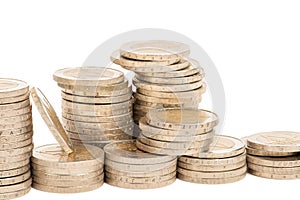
[104,140,175,165]
[247,154,300,167]
[0,78,29,98]
[33,169,103,180]
[0,125,33,137]
[0,105,32,118]
[30,87,73,154]
[0,113,32,124]
[32,180,103,193]
[0,178,31,193]
[0,99,30,111]
[0,165,30,178]
[136,73,203,85]
[0,92,29,105]
[0,151,32,163]
[0,131,33,143]
[0,118,32,130]
[0,171,31,186]
[247,131,300,153]
[0,186,30,199]
[0,159,30,171]
[0,138,32,150]
[53,66,124,86]
[105,176,176,189]
[178,160,246,172]
[32,144,104,168]
[146,108,218,131]
[177,173,246,184]
[248,169,300,180]
[120,40,190,61]
[0,144,33,156]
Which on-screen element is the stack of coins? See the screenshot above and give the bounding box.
[104,140,177,189]
[111,40,206,124]
[31,144,104,193]
[244,131,300,180]
[136,108,218,156]
[0,78,33,199]
[178,135,247,184]
[53,67,134,148]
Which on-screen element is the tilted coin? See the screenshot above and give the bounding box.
[0,113,32,124]
[247,131,300,153]
[0,105,32,118]
[0,125,33,137]
[246,154,300,167]
[104,140,175,165]
[30,87,73,154]
[178,160,246,172]
[0,186,30,199]
[0,92,29,104]
[248,169,300,180]
[247,162,300,175]
[0,165,30,178]
[120,40,190,61]
[0,99,30,111]
[0,159,30,171]
[177,173,246,184]
[0,78,29,98]
[53,66,124,86]
[146,108,218,130]
[0,144,33,156]
[135,73,203,85]
[0,138,32,150]
[0,171,31,186]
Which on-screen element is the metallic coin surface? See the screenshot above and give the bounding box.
[0,178,32,193]
[0,105,32,118]
[247,154,300,167]
[247,162,300,175]
[135,73,203,85]
[178,160,246,172]
[0,99,30,111]
[177,173,246,184]
[0,159,30,171]
[248,169,300,180]
[0,78,29,98]
[0,92,29,104]
[0,187,30,199]
[0,171,31,186]
[0,165,30,178]
[0,144,33,157]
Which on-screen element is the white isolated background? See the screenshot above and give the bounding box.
[0,0,300,200]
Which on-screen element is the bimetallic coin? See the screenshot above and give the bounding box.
[0,99,30,111]
[33,169,103,180]
[0,178,31,193]
[0,131,33,143]
[0,171,31,186]
[135,73,203,85]
[177,173,246,184]
[0,159,30,171]
[0,92,29,104]
[0,125,33,137]
[68,132,132,141]
[64,124,134,135]
[247,162,300,175]
[178,160,246,172]
[247,154,300,167]
[0,119,32,130]
[0,151,32,163]
[0,78,29,98]
[0,138,32,150]
[0,113,32,124]
[0,105,32,118]
[248,169,300,180]
[0,144,33,157]
[0,165,30,178]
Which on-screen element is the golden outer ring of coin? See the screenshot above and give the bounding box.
[119,40,190,61]
[105,164,177,178]
[62,118,133,129]
[248,169,300,180]
[62,111,132,123]
[0,78,29,98]
[247,162,300,175]
[30,88,73,154]
[0,105,32,118]
[0,187,31,200]
[136,85,206,99]
[246,131,300,153]
[32,169,103,180]
[104,140,175,165]
[0,99,30,111]
[62,85,132,97]
[32,180,104,194]
[0,125,33,136]
[105,158,177,172]
[53,66,124,86]
[179,151,246,166]
[177,165,247,179]
[0,144,33,156]
[136,73,203,85]
[0,131,33,143]
[177,173,246,184]
[68,132,132,141]
[178,160,246,172]
[0,170,31,186]
[0,118,32,130]
[33,173,104,187]
[64,124,134,135]
[0,92,29,105]
[105,171,176,184]
[61,91,132,104]
[0,138,32,150]
[0,113,32,124]
[0,159,30,171]
[246,154,300,167]
[0,165,30,179]
[0,151,32,163]
[105,176,176,189]
[0,178,32,193]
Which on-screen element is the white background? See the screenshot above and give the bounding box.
[1,0,300,199]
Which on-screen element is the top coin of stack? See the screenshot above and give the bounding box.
[244,131,300,180]
[111,40,206,124]
[53,67,134,148]
[136,108,218,156]
[104,140,177,189]
[0,78,33,200]
[178,135,247,184]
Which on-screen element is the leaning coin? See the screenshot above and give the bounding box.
[177,173,246,184]
[0,78,29,98]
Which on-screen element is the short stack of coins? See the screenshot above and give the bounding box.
[53,67,134,148]
[104,140,177,189]
[111,40,206,124]
[244,131,300,180]
[136,108,218,156]
[31,144,105,193]
[178,136,247,184]
[0,78,33,199]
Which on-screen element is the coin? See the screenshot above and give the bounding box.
[53,67,124,86]
[0,152,32,163]
[63,107,132,117]
[248,169,300,180]
[0,78,29,98]
[0,178,31,193]
[120,40,190,61]
[0,186,30,199]
[0,105,32,118]
[0,171,31,186]
[0,131,33,143]
[0,99,30,112]
[0,138,32,150]
[0,92,29,104]
[0,144,33,156]
[64,124,134,135]
[178,160,246,172]
[0,118,32,130]
[68,132,132,141]
[0,159,30,171]
[0,113,32,124]
[30,87,73,154]
[136,73,203,85]
[33,169,103,180]
[0,165,30,178]
[177,173,246,184]
[247,131,300,153]
[247,154,300,167]
[0,125,33,137]
[247,162,300,175]
[146,108,218,131]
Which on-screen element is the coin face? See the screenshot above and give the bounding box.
[247,131,300,152]
[53,66,124,86]
[0,78,29,98]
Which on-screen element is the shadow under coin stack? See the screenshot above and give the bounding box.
[104,140,177,189]
[136,108,218,156]
[30,87,105,193]
[53,67,134,148]
[111,40,206,125]
[244,131,300,180]
[178,136,247,184]
[0,78,33,199]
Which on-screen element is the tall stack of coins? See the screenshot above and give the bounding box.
[111,40,206,124]
[244,131,300,180]
[0,78,33,199]
[136,108,218,156]
[104,140,177,189]
[53,67,134,148]
[178,136,247,184]
[30,87,105,193]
